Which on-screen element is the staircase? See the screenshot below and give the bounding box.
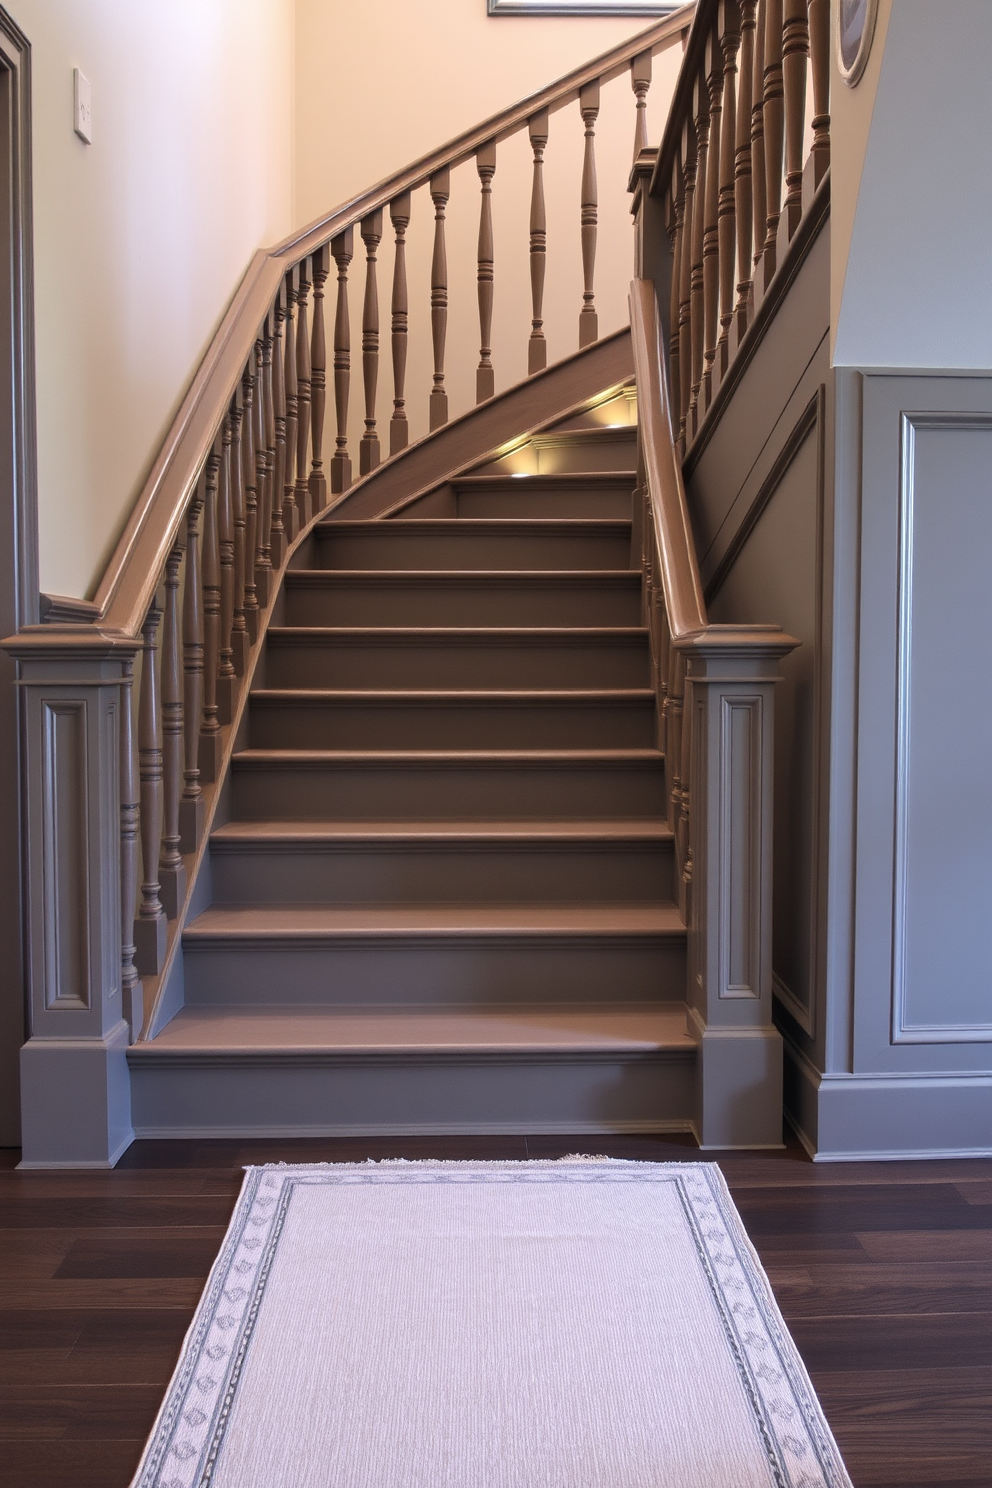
[129,402,696,1136]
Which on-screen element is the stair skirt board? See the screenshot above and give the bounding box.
[128,1056,697,1137]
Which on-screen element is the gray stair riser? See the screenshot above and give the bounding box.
[209,839,675,905]
[231,758,668,821]
[247,696,656,750]
[263,635,651,690]
[283,577,642,628]
[455,488,631,519]
[315,526,632,571]
[129,1054,695,1136]
[182,936,686,1007]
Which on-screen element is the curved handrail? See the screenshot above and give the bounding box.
[82,4,695,642]
[628,277,705,636]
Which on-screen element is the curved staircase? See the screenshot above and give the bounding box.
[129,401,696,1135]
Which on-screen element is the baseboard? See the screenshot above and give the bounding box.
[17,1130,134,1170]
[784,1038,992,1160]
[131,1119,694,1139]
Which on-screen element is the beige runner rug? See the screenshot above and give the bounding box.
[131,1160,852,1488]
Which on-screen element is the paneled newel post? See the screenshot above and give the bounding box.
[676,626,799,1148]
[8,630,139,1165]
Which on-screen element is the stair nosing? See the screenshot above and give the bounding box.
[210,820,675,848]
[265,625,650,641]
[284,568,642,586]
[231,747,665,764]
[248,687,656,705]
[451,471,636,487]
[316,518,632,533]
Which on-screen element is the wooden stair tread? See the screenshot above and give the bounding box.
[133,1003,694,1055]
[248,688,656,703]
[211,818,673,843]
[452,472,636,487]
[319,518,631,533]
[184,902,685,938]
[266,626,650,639]
[285,569,641,583]
[231,748,665,763]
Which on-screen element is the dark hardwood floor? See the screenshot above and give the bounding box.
[1,1133,989,1487]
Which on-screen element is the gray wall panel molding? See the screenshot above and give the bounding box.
[0,5,38,1146]
[10,635,137,1163]
[784,1034,992,1160]
[855,374,992,1078]
[700,373,828,1047]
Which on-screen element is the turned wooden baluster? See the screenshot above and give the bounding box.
[311,245,330,508]
[631,50,652,161]
[158,543,185,921]
[677,118,698,447]
[253,336,273,605]
[229,393,249,675]
[761,0,785,285]
[734,0,757,337]
[750,0,768,287]
[701,27,724,409]
[688,69,711,429]
[578,80,600,349]
[241,362,260,640]
[527,113,548,376]
[282,271,299,537]
[134,598,166,976]
[217,414,236,722]
[807,0,830,184]
[295,261,312,524]
[179,485,205,853]
[717,1,743,379]
[668,156,685,421]
[476,144,497,402]
[390,193,411,451]
[782,0,809,237]
[330,230,353,494]
[119,656,140,1038]
[262,322,284,571]
[199,448,222,783]
[429,171,450,428]
[271,288,292,549]
[359,212,382,472]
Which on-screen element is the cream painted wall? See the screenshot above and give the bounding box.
[293,0,683,450]
[10,0,294,600]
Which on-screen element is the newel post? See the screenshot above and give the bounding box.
[629,148,671,336]
[4,629,139,1166]
[676,625,799,1148]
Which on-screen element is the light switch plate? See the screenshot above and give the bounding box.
[73,68,92,143]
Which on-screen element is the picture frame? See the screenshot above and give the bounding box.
[488,1,682,16]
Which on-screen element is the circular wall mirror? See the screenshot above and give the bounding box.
[838,0,878,85]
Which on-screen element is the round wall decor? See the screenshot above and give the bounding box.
[838,0,879,86]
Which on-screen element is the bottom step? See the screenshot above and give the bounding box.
[128,1004,696,1136]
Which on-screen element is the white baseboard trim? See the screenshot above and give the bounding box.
[784,1038,992,1160]
[130,1119,695,1140]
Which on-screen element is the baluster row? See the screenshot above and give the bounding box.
[665,0,829,452]
[298,53,658,481]
[123,254,332,1014]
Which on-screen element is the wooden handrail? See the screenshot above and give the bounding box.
[84,4,695,641]
[628,278,705,637]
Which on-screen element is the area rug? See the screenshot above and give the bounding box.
[130,1160,852,1488]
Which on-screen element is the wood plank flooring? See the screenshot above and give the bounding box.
[2,1135,989,1487]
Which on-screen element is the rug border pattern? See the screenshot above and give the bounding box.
[127,1159,853,1488]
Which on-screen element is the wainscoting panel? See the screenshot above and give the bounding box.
[855,376,992,1073]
